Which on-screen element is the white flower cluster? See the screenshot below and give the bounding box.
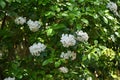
[76,30,89,42]
[15,17,26,25]
[60,30,89,47]
[29,43,46,56]
[59,66,68,73]
[4,77,15,80]
[15,16,41,32]
[60,34,76,47]
[106,1,120,17]
[27,19,41,32]
[60,50,76,60]
[107,1,117,13]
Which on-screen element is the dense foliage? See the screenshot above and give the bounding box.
[0,0,120,80]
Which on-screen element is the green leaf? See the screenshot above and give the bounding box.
[78,0,84,3]
[42,58,53,66]
[55,60,61,68]
[81,18,89,25]
[115,32,120,37]
[76,24,82,30]
[5,0,12,3]
[88,54,91,60]
[82,55,87,62]
[103,16,108,24]
[0,0,6,8]
[46,28,54,36]
[94,40,98,45]
[45,11,55,18]
[51,24,66,30]
[15,0,21,3]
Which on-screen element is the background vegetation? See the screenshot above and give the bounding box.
[0,0,120,79]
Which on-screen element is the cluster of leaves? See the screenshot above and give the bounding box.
[0,0,120,79]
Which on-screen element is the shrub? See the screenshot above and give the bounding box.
[0,0,120,79]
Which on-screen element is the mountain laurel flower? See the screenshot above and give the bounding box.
[107,1,117,13]
[4,77,15,80]
[76,30,89,42]
[60,50,76,60]
[70,51,76,60]
[27,19,41,32]
[29,43,46,56]
[15,17,26,25]
[59,67,68,73]
[60,34,76,47]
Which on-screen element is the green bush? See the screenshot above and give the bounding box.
[0,0,120,80]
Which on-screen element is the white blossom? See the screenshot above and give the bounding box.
[70,51,76,60]
[59,66,68,73]
[4,77,15,80]
[15,17,26,25]
[60,50,76,60]
[29,43,46,56]
[60,34,76,47]
[76,30,89,42]
[27,19,41,32]
[107,1,117,12]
